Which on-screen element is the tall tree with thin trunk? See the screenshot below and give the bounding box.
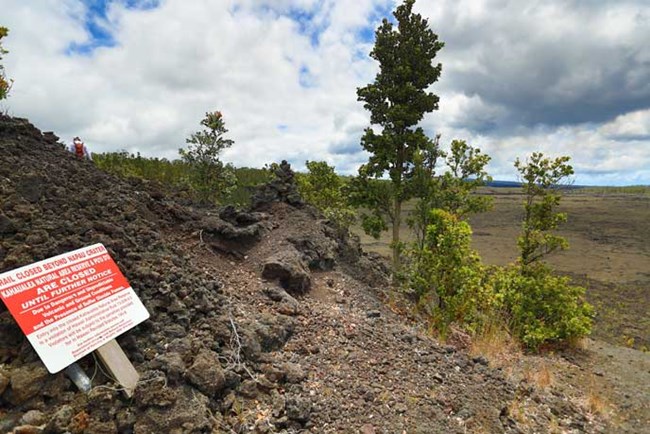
[515,153,574,269]
[179,111,236,205]
[354,0,444,271]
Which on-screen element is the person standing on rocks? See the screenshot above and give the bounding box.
[68,136,92,160]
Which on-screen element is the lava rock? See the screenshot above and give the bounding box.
[251,161,304,210]
[134,387,213,433]
[287,235,337,271]
[0,213,17,234]
[8,363,49,405]
[262,250,311,294]
[286,396,311,423]
[282,362,307,384]
[472,356,489,366]
[0,366,9,395]
[185,349,226,397]
[44,405,74,434]
[20,410,46,426]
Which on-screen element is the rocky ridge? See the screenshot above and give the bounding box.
[0,116,607,433]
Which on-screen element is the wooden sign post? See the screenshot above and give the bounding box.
[97,339,140,397]
[0,244,149,396]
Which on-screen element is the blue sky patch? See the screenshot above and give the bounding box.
[299,65,316,88]
[329,140,362,156]
[286,5,328,47]
[66,0,160,55]
[356,1,395,43]
[122,0,160,10]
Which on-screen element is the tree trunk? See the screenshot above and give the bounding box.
[392,199,402,272]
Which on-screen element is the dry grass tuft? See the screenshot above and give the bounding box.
[507,398,531,428]
[537,363,554,389]
[581,377,613,419]
[585,390,609,416]
[523,362,554,390]
[470,321,520,368]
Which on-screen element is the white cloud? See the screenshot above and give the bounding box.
[599,109,650,139]
[1,0,649,185]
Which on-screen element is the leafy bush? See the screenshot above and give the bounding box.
[95,151,189,186]
[227,166,272,207]
[296,160,356,233]
[497,153,593,349]
[347,175,392,239]
[95,151,269,206]
[403,209,497,334]
[490,264,593,349]
[402,208,592,349]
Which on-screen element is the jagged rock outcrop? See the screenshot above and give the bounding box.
[0,116,301,432]
[251,160,303,210]
[262,250,312,294]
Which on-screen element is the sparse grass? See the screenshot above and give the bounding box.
[470,320,520,368]
[548,416,562,433]
[507,398,530,428]
[585,390,609,416]
[407,395,420,406]
[623,335,636,348]
[566,336,588,350]
[581,376,613,420]
[520,361,554,390]
[378,390,391,404]
[536,363,554,389]
[385,288,412,317]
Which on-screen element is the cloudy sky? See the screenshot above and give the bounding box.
[2,0,649,185]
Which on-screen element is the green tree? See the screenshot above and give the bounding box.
[297,161,342,208]
[0,26,13,101]
[296,161,356,232]
[347,174,392,238]
[355,0,444,270]
[408,139,492,249]
[514,152,573,268]
[179,111,236,204]
[497,152,593,349]
[439,140,492,217]
[407,134,444,249]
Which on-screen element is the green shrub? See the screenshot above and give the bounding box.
[95,151,272,207]
[504,153,594,349]
[403,209,497,334]
[297,160,356,233]
[490,264,593,349]
[402,207,592,348]
[347,175,392,239]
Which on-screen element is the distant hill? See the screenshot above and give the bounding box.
[485,180,522,188]
[486,180,590,190]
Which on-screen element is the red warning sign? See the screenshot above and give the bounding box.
[0,244,149,373]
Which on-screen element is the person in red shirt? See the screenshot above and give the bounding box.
[68,136,92,160]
